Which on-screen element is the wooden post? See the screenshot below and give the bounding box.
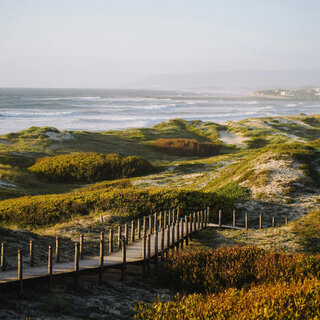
[159,212,162,231]
[74,243,80,287]
[259,214,262,230]
[185,215,189,246]
[118,225,122,249]
[137,218,141,239]
[131,221,135,243]
[176,218,180,250]
[154,228,158,268]
[124,223,128,245]
[164,211,167,228]
[147,234,151,277]
[121,237,126,281]
[285,216,288,225]
[171,225,175,251]
[177,207,180,222]
[189,214,193,234]
[79,234,84,260]
[1,242,6,271]
[48,245,52,291]
[142,236,147,279]
[160,228,164,261]
[193,212,197,232]
[143,216,147,239]
[100,231,104,242]
[218,210,222,228]
[180,218,184,249]
[54,236,60,263]
[154,212,157,234]
[168,209,171,226]
[99,239,104,285]
[200,210,203,229]
[149,214,152,234]
[233,210,236,227]
[207,206,210,223]
[100,215,104,223]
[197,211,200,230]
[166,225,170,253]
[204,210,207,227]
[18,249,23,297]
[29,240,34,267]
[109,229,113,253]
[272,217,275,228]
[245,213,248,231]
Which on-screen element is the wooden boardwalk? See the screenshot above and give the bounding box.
[2,207,278,292]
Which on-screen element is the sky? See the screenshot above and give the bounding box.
[0,0,320,88]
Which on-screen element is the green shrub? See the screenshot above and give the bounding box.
[29,152,155,182]
[153,138,221,156]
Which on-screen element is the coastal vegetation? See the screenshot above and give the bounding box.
[29,152,155,182]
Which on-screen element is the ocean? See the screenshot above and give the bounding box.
[0,88,319,135]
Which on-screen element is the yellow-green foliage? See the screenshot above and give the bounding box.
[159,246,320,293]
[135,278,320,320]
[0,186,222,227]
[136,246,320,319]
[29,152,155,182]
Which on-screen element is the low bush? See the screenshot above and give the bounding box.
[29,153,155,182]
[153,138,221,156]
[159,246,320,293]
[135,278,320,320]
[0,186,231,227]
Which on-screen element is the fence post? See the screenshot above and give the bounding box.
[131,221,135,243]
[272,217,275,228]
[137,218,141,239]
[245,213,248,231]
[118,225,122,249]
[218,210,222,228]
[109,229,113,253]
[159,212,162,231]
[164,211,167,228]
[55,236,60,263]
[200,210,203,229]
[168,209,171,226]
[149,215,152,234]
[193,212,197,232]
[166,225,170,254]
[147,234,151,277]
[176,218,180,250]
[153,212,157,234]
[160,228,164,261]
[29,240,34,267]
[74,243,80,288]
[185,215,189,246]
[285,216,288,225]
[18,249,23,297]
[207,207,210,223]
[121,237,126,281]
[1,243,6,271]
[79,234,84,260]
[197,211,200,230]
[189,214,193,234]
[233,210,236,227]
[180,218,184,249]
[99,238,104,285]
[177,207,180,222]
[154,228,158,268]
[171,225,175,252]
[142,236,147,279]
[124,223,128,245]
[48,245,52,291]
[259,214,262,230]
[143,217,147,239]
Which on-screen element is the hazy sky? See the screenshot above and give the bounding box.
[1,0,320,88]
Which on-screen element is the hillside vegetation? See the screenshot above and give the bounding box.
[29,153,155,182]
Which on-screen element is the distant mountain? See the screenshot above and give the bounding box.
[129,69,320,90]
